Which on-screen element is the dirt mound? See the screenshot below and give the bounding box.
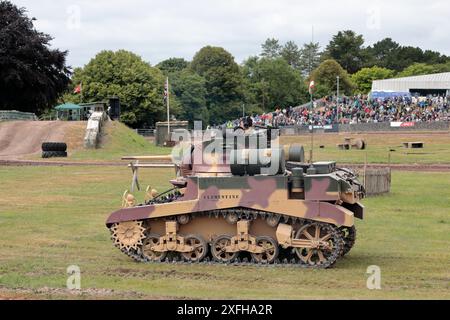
[0,121,85,160]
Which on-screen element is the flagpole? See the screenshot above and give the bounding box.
[80,81,83,103]
[166,77,170,140]
[310,91,314,164]
[309,25,314,164]
[336,76,340,125]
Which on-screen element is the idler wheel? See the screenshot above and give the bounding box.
[181,235,208,262]
[294,223,343,268]
[211,235,238,263]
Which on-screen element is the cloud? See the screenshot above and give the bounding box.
[11,0,450,68]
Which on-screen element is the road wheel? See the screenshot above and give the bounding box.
[211,235,238,263]
[181,235,208,262]
[251,236,279,263]
[142,234,167,262]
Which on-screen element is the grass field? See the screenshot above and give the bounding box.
[0,166,448,299]
[280,131,450,164]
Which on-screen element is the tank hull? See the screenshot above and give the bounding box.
[106,174,362,268]
[107,175,356,227]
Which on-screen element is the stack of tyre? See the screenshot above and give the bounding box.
[42,142,67,158]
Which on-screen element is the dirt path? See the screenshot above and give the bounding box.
[0,121,85,159]
[0,159,125,166]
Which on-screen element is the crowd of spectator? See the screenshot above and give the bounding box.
[225,95,449,128]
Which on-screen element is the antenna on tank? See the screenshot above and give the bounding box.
[310,25,314,75]
[309,25,315,164]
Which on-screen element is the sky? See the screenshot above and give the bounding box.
[11,0,450,69]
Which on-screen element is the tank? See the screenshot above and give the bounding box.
[106,126,365,268]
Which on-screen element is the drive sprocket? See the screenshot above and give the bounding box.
[110,220,146,251]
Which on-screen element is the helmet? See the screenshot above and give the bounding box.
[243,116,253,129]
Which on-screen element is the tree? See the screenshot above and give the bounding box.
[242,57,308,111]
[171,69,208,125]
[190,46,244,124]
[397,63,435,78]
[365,38,400,70]
[260,38,282,59]
[310,59,354,96]
[397,62,450,77]
[323,30,367,74]
[66,50,169,127]
[281,41,301,69]
[156,57,189,74]
[430,61,450,73]
[351,66,395,93]
[299,42,321,76]
[423,50,448,65]
[0,1,70,113]
[396,46,427,71]
[366,38,449,71]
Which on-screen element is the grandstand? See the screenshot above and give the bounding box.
[223,94,449,130]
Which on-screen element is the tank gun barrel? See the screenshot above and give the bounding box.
[127,163,175,168]
[121,155,173,161]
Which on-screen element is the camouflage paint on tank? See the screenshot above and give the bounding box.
[181,177,198,200]
[304,175,340,201]
[106,175,354,227]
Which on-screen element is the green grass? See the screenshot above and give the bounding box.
[281,132,450,164]
[70,121,169,160]
[0,166,449,299]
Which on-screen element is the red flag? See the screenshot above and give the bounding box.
[73,83,82,94]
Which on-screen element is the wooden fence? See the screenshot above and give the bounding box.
[354,167,391,196]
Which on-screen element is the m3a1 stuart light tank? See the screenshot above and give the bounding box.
[106,125,365,268]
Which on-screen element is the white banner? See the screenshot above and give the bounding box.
[390,122,415,127]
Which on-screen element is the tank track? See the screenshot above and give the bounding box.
[109,208,355,269]
[340,225,356,256]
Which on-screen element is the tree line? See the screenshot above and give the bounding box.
[1,1,450,127]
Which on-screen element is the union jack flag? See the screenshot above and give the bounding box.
[164,77,169,103]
